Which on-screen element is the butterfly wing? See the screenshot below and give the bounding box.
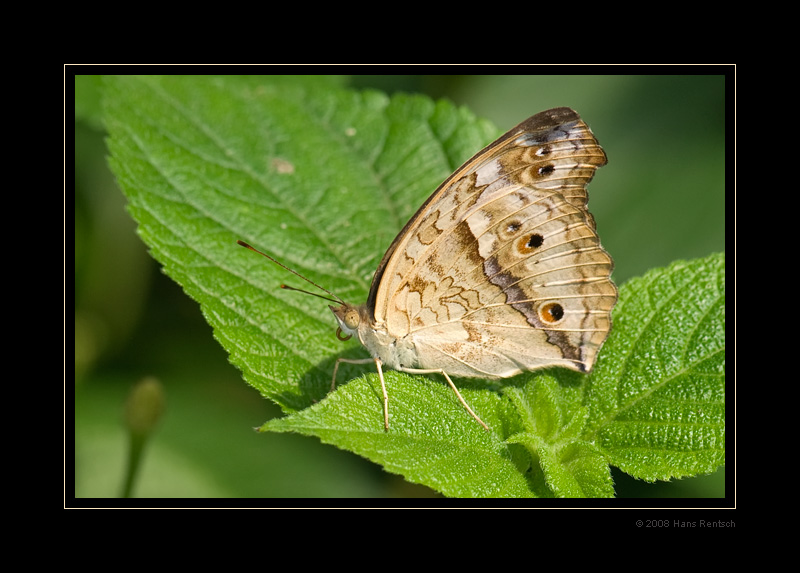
[366,107,617,377]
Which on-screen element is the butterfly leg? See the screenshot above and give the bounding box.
[332,357,374,391]
[332,357,390,431]
[399,367,489,431]
[374,359,390,431]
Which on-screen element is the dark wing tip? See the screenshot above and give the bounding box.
[517,107,581,132]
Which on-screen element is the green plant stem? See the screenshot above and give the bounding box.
[121,432,147,498]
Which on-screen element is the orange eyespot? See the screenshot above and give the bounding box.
[539,302,564,324]
[517,233,544,254]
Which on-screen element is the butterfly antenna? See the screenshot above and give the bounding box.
[236,240,345,305]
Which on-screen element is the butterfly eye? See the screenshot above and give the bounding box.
[344,309,360,330]
[538,302,565,324]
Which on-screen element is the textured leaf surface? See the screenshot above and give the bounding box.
[584,253,726,481]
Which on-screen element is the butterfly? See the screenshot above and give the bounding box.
[240,107,617,431]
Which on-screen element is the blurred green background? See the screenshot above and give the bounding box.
[73,73,726,499]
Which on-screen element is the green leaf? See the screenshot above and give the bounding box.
[504,378,614,498]
[584,253,726,482]
[264,374,533,497]
[104,76,725,497]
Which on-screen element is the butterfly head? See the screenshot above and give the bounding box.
[330,303,362,342]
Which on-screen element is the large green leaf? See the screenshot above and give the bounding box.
[584,254,726,481]
[104,76,725,497]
